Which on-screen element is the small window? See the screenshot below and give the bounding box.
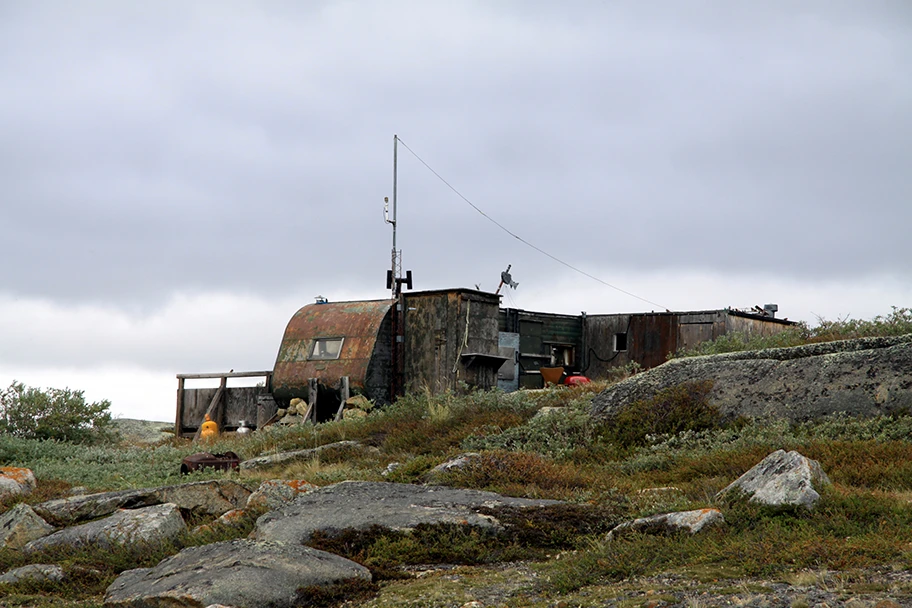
[614,333,628,352]
[309,337,344,360]
[550,344,575,367]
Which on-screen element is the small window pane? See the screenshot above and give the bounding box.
[614,333,628,352]
[309,338,344,360]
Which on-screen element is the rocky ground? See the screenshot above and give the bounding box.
[364,564,912,607]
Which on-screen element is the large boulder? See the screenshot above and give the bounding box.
[0,503,55,549]
[716,450,830,509]
[24,503,186,553]
[254,481,562,545]
[591,335,912,422]
[0,467,37,498]
[34,480,250,526]
[103,539,371,608]
[606,508,725,541]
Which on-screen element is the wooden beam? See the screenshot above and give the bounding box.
[302,378,318,423]
[192,376,227,442]
[176,371,272,380]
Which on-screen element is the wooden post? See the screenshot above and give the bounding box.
[175,377,185,438]
[334,376,350,421]
[302,378,319,423]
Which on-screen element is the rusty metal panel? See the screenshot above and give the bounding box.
[677,323,714,353]
[629,314,678,370]
[272,300,394,403]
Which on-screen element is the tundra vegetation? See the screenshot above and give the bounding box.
[2,312,912,606]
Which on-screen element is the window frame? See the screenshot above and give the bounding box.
[308,337,345,361]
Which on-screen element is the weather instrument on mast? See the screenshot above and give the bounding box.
[495,264,519,295]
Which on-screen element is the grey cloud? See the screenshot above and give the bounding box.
[1,1,910,310]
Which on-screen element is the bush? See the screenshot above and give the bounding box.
[0,381,116,444]
[605,380,719,448]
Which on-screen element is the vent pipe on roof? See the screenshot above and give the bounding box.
[763,304,778,318]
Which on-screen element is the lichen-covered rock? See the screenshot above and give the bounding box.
[716,450,830,509]
[606,508,725,540]
[422,453,482,484]
[0,503,55,549]
[103,539,370,608]
[0,467,37,498]
[34,480,250,526]
[591,335,912,422]
[0,563,64,585]
[24,503,186,553]
[254,481,562,546]
[246,479,318,510]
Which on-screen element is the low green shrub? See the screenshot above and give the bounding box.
[431,450,591,498]
[0,381,116,444]
[605,380,719,448]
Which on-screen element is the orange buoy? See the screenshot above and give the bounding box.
[200,413,219,441]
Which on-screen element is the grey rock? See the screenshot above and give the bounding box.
[34,479,250,526]
[240,440,367,471]
[24,503,186,553]
[591,335,912,422]
[0,467,37,498]
[606,508,725,540]
[0,563,65,585]
[381,462,401,477]
[254,480,562,545]
[423,453,482,483]
[246,479,318,510]
[103,539,370,608]
[716,449,830,509]
[0,503,55,549]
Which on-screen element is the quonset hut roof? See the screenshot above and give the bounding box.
[272,299,394,402]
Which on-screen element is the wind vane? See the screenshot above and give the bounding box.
[495,264,519,295]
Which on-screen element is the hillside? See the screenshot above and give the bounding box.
[3,344,912,605]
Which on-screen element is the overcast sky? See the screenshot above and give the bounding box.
[2,1,910,421]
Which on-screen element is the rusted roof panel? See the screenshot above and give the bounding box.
[272,300,394,398]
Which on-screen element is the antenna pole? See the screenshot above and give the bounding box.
[391,134,399,298]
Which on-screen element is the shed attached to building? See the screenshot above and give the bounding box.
[272,299,394,414]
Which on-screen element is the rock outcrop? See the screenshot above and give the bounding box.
[0,467,37,498]
[246,479,318,510]
[103,539,371,608]
[716,450,831,509]
[0,503,55,549]
[591,335,912,422]
[34,480,250,526]
[0,563,65,585]
[606,508,725,540]
[254,481,562,545]
[24,503,186,553]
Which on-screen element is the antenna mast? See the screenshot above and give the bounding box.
[384,134,411,402]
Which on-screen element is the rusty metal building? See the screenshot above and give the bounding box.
[269,288,505,409]
[496,307,796,388]
[271,299,395,412]
[176,289,794,435]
